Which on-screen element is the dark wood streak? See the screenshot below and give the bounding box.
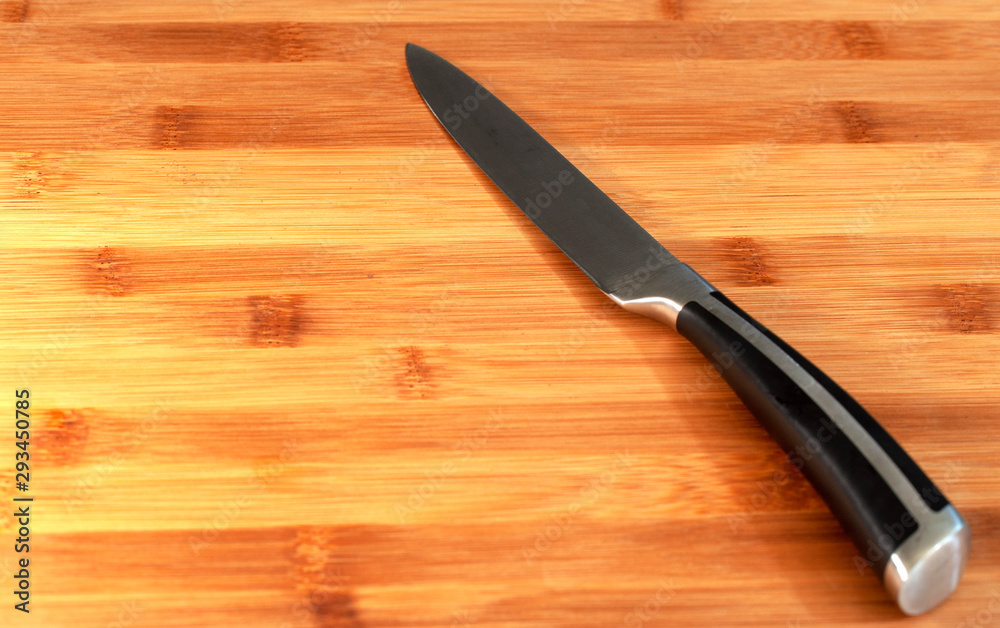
[293,528,365,628]
[154,105,188,150]
[834,101,878,143]
[1,99,997,151]
[93,246,133,296]
[248,295,303,347]
[396,346,433,398]
[941,284,991,333]
[37,409,90,466]
[725,236,775,286]
[13,152,45,198]
[835,22,886,59]
[269,22,307,63]
[1,0,28,23]
[662,0,683,21]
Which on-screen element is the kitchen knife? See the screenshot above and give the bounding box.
[404,43,968,615]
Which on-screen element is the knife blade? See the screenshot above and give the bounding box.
[404,43,969,615]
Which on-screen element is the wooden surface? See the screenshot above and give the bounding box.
[2,1,999,626]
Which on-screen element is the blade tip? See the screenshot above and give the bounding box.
[405,43,427,74]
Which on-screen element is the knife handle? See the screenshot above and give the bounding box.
[611,262,969,615]
[670,288,969,615]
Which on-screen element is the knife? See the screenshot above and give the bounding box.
[404,43,969,615]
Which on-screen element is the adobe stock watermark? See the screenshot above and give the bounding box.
[624,580,676,627]
[728,414,840,532]
[394,407,507,522]
[607,245,676,301]
[339,0,404,54]
[379,139,440,188]
[726,460,793,533]
[956,589,1000,628]
[684,338,747,403]
[62,398,174,514]
[572,115,625,163]
[105,600,143,628]
[4,0,68,51]
[683,301,798,405]
[18,293,113,386]
[546,0,587,30]
[853,461,964,576]
[673,0,753,72]
[877,0,930,42]
[175,109,295,225]
[883,256,997,373]
[557,298,621,361]
[280,565,350,628]
[444,84,492,131]
[714,86,829,200]
[189,439,301,555]
[845,137,953,237]
[521,451,635,563]
[350,284,468,392]
[521,170,575,219]
[557,244,675,360]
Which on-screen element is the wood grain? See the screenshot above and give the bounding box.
[2,1,999,626]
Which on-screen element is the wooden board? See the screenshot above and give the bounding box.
[2,1,999,626]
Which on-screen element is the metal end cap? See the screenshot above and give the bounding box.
[884,505,970,615]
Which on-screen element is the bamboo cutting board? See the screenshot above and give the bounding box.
[2,1,999,626]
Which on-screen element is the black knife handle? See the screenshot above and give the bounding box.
[674,290,969,615]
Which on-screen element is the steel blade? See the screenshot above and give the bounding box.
[405,43,680,295]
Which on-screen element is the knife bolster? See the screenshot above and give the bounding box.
[607,263,715,328]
